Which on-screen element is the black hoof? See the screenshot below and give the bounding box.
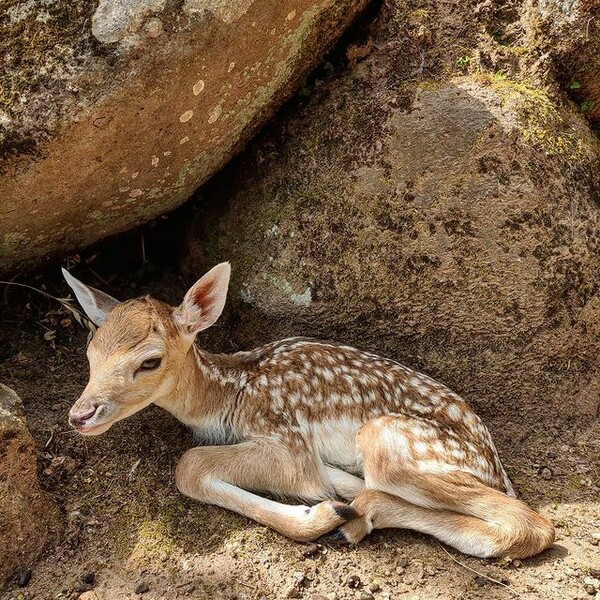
[331,501,360,522]
[320,527,351,545]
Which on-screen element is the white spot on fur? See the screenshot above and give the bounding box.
[446,404,463,420]
[414,441,429,454]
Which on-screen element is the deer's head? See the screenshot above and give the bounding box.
[62,263,230,435]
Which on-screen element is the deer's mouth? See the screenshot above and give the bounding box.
[77,421,110,434]
[69,403,115,435]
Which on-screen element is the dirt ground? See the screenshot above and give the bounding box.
[0,266,599,600]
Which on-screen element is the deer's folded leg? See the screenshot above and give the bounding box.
[336,415,555,558]
[175,438,360,542]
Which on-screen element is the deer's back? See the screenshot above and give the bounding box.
[238,338,483,436]
[226,338,511,491]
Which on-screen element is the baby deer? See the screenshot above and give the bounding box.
[63,263,554,558]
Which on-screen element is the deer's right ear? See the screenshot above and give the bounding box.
[61,268,120,326]
[174,262,231,336]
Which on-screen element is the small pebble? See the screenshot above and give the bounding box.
[397,558,410,568]
[135,581,149,594]
[302,543,321,558]
[82,572,96,585]
[293,571,307,585]
[18,568,32,587]
[359,593,374,600]
[539,467,553,480]
[368,582,381,593]
[347,575,361,589]
[590,569,600,578]
[583,583,596,595]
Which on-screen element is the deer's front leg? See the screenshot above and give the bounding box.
[175,438,360,542]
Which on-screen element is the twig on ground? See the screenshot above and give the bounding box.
[435,540,520,598]
[128,458,142,483]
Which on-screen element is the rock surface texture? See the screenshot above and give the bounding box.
[184,0,600,430]
[0,0,367,275]
[0,384,59,587]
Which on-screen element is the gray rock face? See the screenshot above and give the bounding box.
[0,384,60,587]
[92,0,167,44]
[0,0,367,275]
[183,3,600,432]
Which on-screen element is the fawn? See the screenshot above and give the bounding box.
[63,263,555,558]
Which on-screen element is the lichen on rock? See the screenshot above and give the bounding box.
[0,0,369,276]
[91,0,167,44]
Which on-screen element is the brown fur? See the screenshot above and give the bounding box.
[66,264,555,558]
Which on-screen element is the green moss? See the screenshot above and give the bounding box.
[0,0,95,112]
[484,76,597,160]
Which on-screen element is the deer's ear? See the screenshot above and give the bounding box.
[62,268,120,326]
[174,262,231,335]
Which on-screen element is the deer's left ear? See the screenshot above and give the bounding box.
[174,262,231,335]
[62,268,120,326]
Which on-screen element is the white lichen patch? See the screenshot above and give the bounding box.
[92,0,166,44]
[180,110,194,122]
[144,17,163,37]
[240,285,254,304]
[5,0,36,25]
[290,288,312,307]
[538,0,580,24]
[192,80,205,96]
[208,105,223,124]
[260,274,313,307]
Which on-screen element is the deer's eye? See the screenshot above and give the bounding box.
[138,357,162,372]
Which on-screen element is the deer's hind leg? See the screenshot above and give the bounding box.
[175,438,359,542]
[337,415,555,558]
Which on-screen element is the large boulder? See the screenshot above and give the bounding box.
[183,0,600,431]
[0,384,60,587]
[0,0,367,275]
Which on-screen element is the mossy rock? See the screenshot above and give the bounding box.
[0,0,368,275]
[0,384,61,587]
[183,56,600,437]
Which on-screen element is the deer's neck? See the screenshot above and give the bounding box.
[154,344,250,442]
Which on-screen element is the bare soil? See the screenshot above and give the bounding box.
[0,270,599,600]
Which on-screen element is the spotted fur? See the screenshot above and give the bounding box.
[64,263,554,558]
